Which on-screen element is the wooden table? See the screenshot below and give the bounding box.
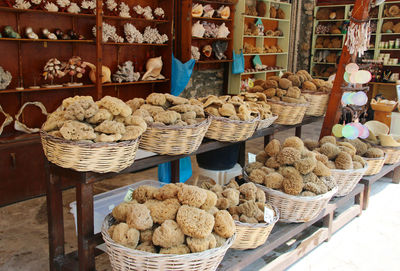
[360,161,400,210]
[45,116,322,271]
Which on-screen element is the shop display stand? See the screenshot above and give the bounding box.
[360,161,400,210]
[45,116,322,271]
[228,0,291,94]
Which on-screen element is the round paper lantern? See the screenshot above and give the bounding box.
[351,122,364,136]
[342,124,358,140]
[343,72,351,83]
[346,92,356,104]
[341,92,351,104]
[354,70,372,84]
[359,124,370,139]
[353,91,368,106]
[349,72,358,84]
[345,63,359,73]
[332,124,344,137]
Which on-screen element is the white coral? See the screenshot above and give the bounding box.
[93,22,124,43]
[154,7,165,18]
[56,0,70,8]
[133,5,145,15]
[81,0,96,11]
[143,6,153,19]
[31,0,42,5]
[67,3,80,13]
[44,2,58,12]
[124,23,143,43]
[119,2,130,18]
[106,0,117,12]
[14,0,31,9]
[143,26,168,44]
[191,46,200,60]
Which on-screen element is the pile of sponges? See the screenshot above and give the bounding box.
[246,136,337,197]
[108,183,235,254]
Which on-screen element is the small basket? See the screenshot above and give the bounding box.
[331,165,368,197]
[267,99,309,125]
[243,168,337,223]
[374,145,400,165]
[102,214,235,271]
[302,91,330,117]
[205,115,259,142]
[257,114,278,130]
[40,130,140,173]
[139,118,211,155]
[231,206,279,250]
[363,155,386,176]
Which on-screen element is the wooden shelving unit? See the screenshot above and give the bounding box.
[228,0,291,94]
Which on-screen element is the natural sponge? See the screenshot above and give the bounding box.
[320,143,340,160]
[152,220,185,248]
[335,151,353,170]
[313,161,331,176]
[278,78,292,90]
[176,205,215,238]
[294,157,317,175]
[213,210,236,238]
[283,136,304,151]
[364,148,384,158]
[277,147,301,165]
[265,139,281,156]
[281,167,304,195]
[264,172,284,189]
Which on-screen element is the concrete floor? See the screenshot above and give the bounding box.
[1,120,398,271]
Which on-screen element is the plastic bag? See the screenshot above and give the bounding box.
[232,50,244,74]
[171,54,196,96]
[158,157,193,183]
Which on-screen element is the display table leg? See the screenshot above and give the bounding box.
[355,189,364,216]
[238,141,246,167]
[322,212,333,242]
[295,126,302,138]
[361,181,370,210]
[171,160,180,183]
[392,166,400,184]
[264,135,272,147]
[76,182,95,271]
[46,162,65,271]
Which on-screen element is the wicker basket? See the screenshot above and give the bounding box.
[267,99,309,125]
[102,214,235,271]
[302,91,330,117]
[374,145,400,165]
[139,118,211,155]
[205,115,259,142]
[331,165,368,197]
[40,130,140,173]
[257,114,278,130]
[364,155,386,176]
[231,207,279,250]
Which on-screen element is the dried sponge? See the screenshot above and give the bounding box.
[313,161,331,176]
[187,234,216,253]
[201,190,218,211]
[281,167,304,195]
[222,188,240,208]
[126,204,153,231]
[132,185,157,203]
[177,185,207,208]
[335,152,353,170]
[112,202,132,222]
[287,87,301,99]
[214,210,236,238]
[302,81,317,92]
[353,155,366,167]
[111,223,140,249]
[245,161,264,174]
[256,150,269,164]
[304,139,320,151]
[249,168,267,184]
[294,157,317,175]
[283,136,304,151]
[239,182,257,201]
[277,147,301,165]
[147,198,181,224]
[265,139,281,156]
[176,205,215,238]
[345,138,368,156]
[264,172,284,189]
[364,148,384,158]
[320,143,340,160]
[303,179,328,195]
[319,135,336,145]
[287,74,301,87]
[152,220,185,248]
[278,78,292,90]
[265,156,280,169]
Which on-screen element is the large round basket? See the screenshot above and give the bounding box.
[102,214,235,271]
[267,99,309,125]
[205,115,259,142]
[257,114,278,130]
[364,155,386,176]
[139,118,211,155]
[231,206,279,250]
[331,165,368,197]
[374,145,400,165]
[40,130,140,173]
[302,91,330,117]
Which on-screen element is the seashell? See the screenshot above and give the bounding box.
[191,46,200,60]
[203,4,214,18]
[84,62,111,83]
[142,56,164,81]
[202,45,212,58]
[48,33,57,40]
[217,23,230,38]
[192,21,205,38]
[192,3,203,17]
[217,6,230,19]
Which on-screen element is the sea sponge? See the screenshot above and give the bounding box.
[262,79,278,89]
[314,152,329,165]
[207,206,219,215]
[303,178,328,195]
[287,75,301,87]
[382,21,394,33]
[313,161,331,176]
[187,234,217,253]
[146,93,167,107]
[263,88,277,98]
[154,183,180,201]
[364,148,384,158]
[112,202,133,222]
[294,157,317,175]
[222,188,240,208]
[226,179,240,190]
[353,155,366,167]
[239,182,257,200]
[240,214,258,223]
[214,210,235,238]
[60,120,97,141]
[136,242,157,253]
[249,85,264,93]
[256,188,266,203]
[159,244,190,254]
[303,172,318,184]
[176,205,215,238]
[213,232,227,247]
[120,125,144,141]
[283,136,304,151]
[300,191,317,197]
[201,190,218,211]
[216,197,230,210]
[238,200,259,217]
[126,98,145,112]
[302,81,317,91]
[278,78,292,90]
[111,223,140,249]
[126,204,153,231]
[265,139,281,156]
[335,152,353,170]
[320,176,337,191]
[140,229,153,242]
[98,96,132,117]
[132,185,158,203]
[245,161,264,174]
[264,172,284,189]
[276,88,287,97]
[303,139,319,151]
[319,135,336,145]
[277,147,301,165]
[256,150,269,164]
[265,156,280,169]
[260,166,275,175]
[147,198,181,224]
[177,185,207,208]
[281,167,304,195]
[152,220,185,248]
[249,168,267,184]
[353,161,363,169]
[326,160,336,169]
[287,87,301,99]
[320,143,340,160]
[154,111,181,125]
[345,138,368,156]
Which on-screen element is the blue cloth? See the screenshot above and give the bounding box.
[232,50,244,74]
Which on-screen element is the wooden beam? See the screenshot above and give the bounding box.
[95,0,103,100]
[320,0,371,138]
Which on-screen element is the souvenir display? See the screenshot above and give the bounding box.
[64,56,86,86]
[84,62,112,83]
[112,61,140,83]
[42,58,66,87]
[14,102,48,134]
[141,57,165,81]
[3,26,20,38]
[25,27,38,39]
[0,66,12,90]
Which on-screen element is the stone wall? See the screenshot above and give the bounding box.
[179,69,225,98]
[296,0,316,72]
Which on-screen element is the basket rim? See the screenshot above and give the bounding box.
[207,113,260,124]
[102,213,236,258]
[40,129,140,147]
[267,98,310,107]
[234,205,280,228]
[147,117,211,130]
[363,140,400,150]
[362,154,387,161]
[302,90,331,95]
[259,114,278,122]
[330,164,368,173]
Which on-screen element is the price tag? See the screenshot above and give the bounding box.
[124,188,134,202]
[248,153,256,163]
[264,206,275,224]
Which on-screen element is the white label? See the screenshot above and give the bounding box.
[108,204,115,211]
[264,206,275,224]
[248,153,256,163]
[124,188,134,202]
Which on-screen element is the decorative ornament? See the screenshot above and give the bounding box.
[112,61,140,83]
[106,0,117,12]
[141,57,165,81]
[345,17,371,57]
[203,5,214,18]
[42,28,57,40]
[192,21,205,38]
[64,56,86,86]
[81,0,96,13]
[202,21,218,38]
[42,58,66,87]
[56,0,70,9]
[192,3,203,17]
[342,124,358,140]
[31,0,42,5]
[345,63,359,73]
[67,3,81,14]
[154,7,165,19]
[92,22,124,43]
[124,23,143,43]
[202,45,212,58]
[14,102,48,134]
[217,23,230,38]
[0,105,13,136]
[212,41,228,60]
[0,66,12,90]
[3,26,21,39]
[84,62,111,83]
[332,124,343,137]
[217,5,230,19]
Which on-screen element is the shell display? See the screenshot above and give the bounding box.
[43,58,66,80]
[25,27,38,39]
[124,23,143,43]
[119,2,131,18]
[142,26,168,44]
[93,22,124,43]
[192,3,203,17]
[13,0,31,9]
[84,62,111,83]
[56,0,70,8]
[0,66,12,90]
[217,23,230,38]
[65,56,86,79]
[191,46,200,60]
[202,21,218,38]
[212,41,228,60]
[112,61,140,83]
[106,0,117,12]
[202,45,212,58]
[217,6,230,19]
[67,3,81,14]
[154,7,165,19]
[203,4,214,18]
[134,5,154,20]
[192,21,205,38]
[42,29,57,40]
[142,56,165,81]
[81,0,96,12]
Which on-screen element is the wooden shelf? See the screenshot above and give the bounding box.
[102,15,168,23]
[380,33,400,35]
[312,62,336,65]
[316,19,348,22]
[243,52,288,56]
[383,17,400,20]
[0,6,96,18]
[378,48,400,50]
[241,69,286,75]
[196,59,232,64]
[383,64,400,67]
[192,16,232,22]
[243,35,285,39]
[0,37,94,43]
[192,37,232,41]
[103,42,168,46]
[0,84,95,94]
[193,0,236,6]
[314,34,345,36]
[103,79,170,87]
[243,15,290,22]
[314,48,342,50]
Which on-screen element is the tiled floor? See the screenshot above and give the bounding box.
[2,120,398,271]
